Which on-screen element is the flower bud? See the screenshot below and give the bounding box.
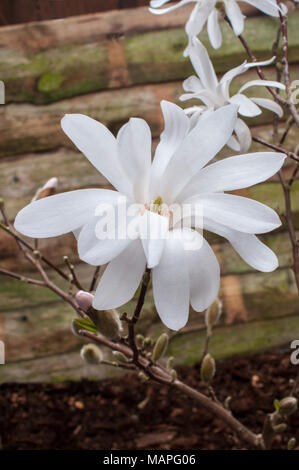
[152,333,169,362]
[273,423,287,433]
[32,177,58,202]
[280,397,298,416]
[80,343,103,364]
[170,369,177,381]
[136,334,144,347]
[167,356,174,371]
[75,291,94,311]
[90,309,123,340]
[205,298,222,333]
[144,337,152,347]
[40,177,58,194]
[138,371,149,382]
[200,353,216,383]
[112,351,129,363]
[71,319,82,337]
[288,437,296,450]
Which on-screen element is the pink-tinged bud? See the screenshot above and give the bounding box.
[32,177,59,202]
[42,177,58,191]
[75,291,94,311]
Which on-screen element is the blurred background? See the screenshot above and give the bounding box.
[0,0,298,384]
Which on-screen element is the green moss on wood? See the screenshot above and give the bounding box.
[168,315,299,366]
[38,72,65,92]
[125,12,299,85]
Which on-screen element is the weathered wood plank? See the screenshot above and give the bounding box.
[1,275,298,383]
[125,12,299,85]
[1,63,298,158]
[1,9,298,104]
[0,121,298,220]
[168,314,299,366]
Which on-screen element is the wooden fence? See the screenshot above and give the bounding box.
[0,0,150,25]
[0,4,298,383]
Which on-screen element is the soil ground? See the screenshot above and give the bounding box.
[1,348,299,450]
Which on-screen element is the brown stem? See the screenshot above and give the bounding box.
[251,137,299,162]
[24,251,88,318]
[89,266,100,292]
[278,170,299,291]
[173,379,262,449]
[0,221,69,283]
[63,256,84,291]
[236,32,285,106]
[0,267,45,287]
[278,4,299,127]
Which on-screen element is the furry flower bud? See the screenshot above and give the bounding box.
[91,309,123,340]
[71,319,82,337]
[112,351,129,363]
[80,344,103,364]
[205,298,222,333]
[288,437,296,450]
[200,353,216,383]
[152,333,169,361]
[280,397,298,416]
[273,423,287,433]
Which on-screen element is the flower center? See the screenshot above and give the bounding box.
[145,196,170,218]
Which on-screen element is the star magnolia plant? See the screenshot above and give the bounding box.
[180,39,285,152]
[149,0,287,53]
[15,102,285,330]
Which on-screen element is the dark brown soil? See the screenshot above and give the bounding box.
[1,348,299,450]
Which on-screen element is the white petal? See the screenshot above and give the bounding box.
[207,8,222,49]
[160,105,238,202]
[229,94,262,117]
[149,0,194,14]
[227,135,241,152]
[234,118,252,152]
[197,193,282,234]
[117,117,152,203]
[225,0,245,36]
[182,75,203,93]
[250,97,283,118]
[220,57,276,97]
[189,38,218,90]
[186,2,214,37]
[93,239,146,310]
[204,218,278,272]
[14,189,120,238]
[150,101,189,197]
[242,0,287,16]
[61,114,131,197]
[139,210,169,268]
[152,232,189,330]
[191,152,286,194]
[183,229,220,311]
[78,214,135,266]
[239,80,285,94]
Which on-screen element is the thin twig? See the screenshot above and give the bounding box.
[63,256,84,291]
[251,137,299,162]
[278,4,299,127]
[0,267,45,287]
[89,266,100,292]
[0,221,69,282]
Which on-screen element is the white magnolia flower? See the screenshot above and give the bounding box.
[149,0,287,53]
[15,102,285,330]
[180,39,285,152]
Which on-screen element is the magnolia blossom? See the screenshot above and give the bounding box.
[149,0,287,53]
[15,102,285,330]
[180,39,285,152]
